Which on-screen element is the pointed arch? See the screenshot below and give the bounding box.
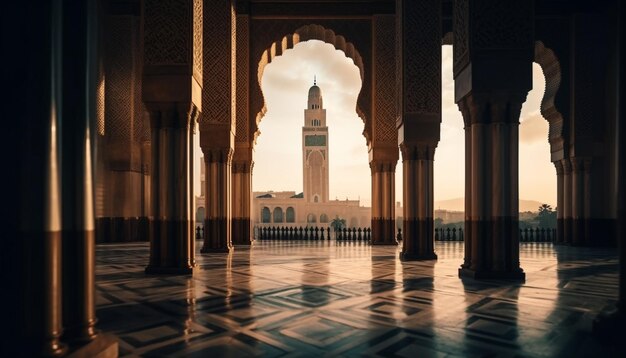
[534,41,566,160]
[255,24,369,144]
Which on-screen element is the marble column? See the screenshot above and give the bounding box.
[457,95,526,280]
[201,131,234,252]
[396,0,441,260]
[554,161,565,244]
[142,0,202,274]
[453,0,533,280]
[232,13,252,245]
[98,6,146,243]
[145,105,198,274]
[400,143,438,260]
[6,3,67,354]
[60,0,99,343]
[561,158,573,244]
[593,0,625,335]
[571,157,591,246]
[199,0,236,252]
[370,14,398,245]
[369,147,398,245]
[232,158,253,245]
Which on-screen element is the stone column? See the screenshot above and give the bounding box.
[201,140,234,252]
[561,158,573,244]
[593,0,625,335]
[369,147,398,245]
[200,0,236,252]
[98,4,146,243]
[142,0,203,274]
[400,144,437,259]
[232,152,253,245]
[60,0,99,343]
[6,3,66,354]
[453,0,533,280]
[232,12,252,245]
[571,157,590,246]
[371,14,398,245]
[554,161,565,244]
[396,0,441,260]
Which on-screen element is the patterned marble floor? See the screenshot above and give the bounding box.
[96,241,623,357]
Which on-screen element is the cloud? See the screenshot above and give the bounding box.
[519,110,549,144]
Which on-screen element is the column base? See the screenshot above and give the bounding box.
[372,240,398,246]
[400,252,437,261]
[232,218,251,245]
[145,265,196,275]
[200,246,232,253]
[96,217,149,243]
[66,333,118,358]
[593,309,626,343]
[458,267,525,281]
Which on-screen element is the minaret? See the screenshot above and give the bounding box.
[302,77,329,203]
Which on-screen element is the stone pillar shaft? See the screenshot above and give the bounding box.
[202,145,234,252]
[232,161,252,245]
[370,159,397,245]
[60,0,99,345]
[199,0,236,252]
[145,107,197,274]
[555,161,565,244]
[396,0,441,259]
[458,96,525,280]
[400,144,437,260]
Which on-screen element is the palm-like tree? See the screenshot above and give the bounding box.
[330,216,346,235]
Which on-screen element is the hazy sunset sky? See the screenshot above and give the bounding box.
[195,41,556,208]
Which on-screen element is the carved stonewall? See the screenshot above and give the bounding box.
[143,0,202,274]
[454,0,533,280]
[396,0,441,260]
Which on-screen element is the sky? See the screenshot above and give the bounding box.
[195,41,556,209]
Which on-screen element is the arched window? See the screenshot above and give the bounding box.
[286,207,295,223]
[320,213,328,223]
[261,207,271,223]
[273,207,284,223]
[314,195,319,203]
[196,207,205,223]
[307,213,317,223]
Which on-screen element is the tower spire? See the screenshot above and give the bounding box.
[314,75,316,86]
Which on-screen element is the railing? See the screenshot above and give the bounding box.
[254,226,372,241]
[432,227,556,243]
[195,226,556,243]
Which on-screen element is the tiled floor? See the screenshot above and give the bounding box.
[96,241,622,357]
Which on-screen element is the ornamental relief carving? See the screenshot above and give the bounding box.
[400,0,441,115]
[144,0,190,65]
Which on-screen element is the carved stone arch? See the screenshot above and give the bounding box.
[534,41,566,161]
[254,24,369,144]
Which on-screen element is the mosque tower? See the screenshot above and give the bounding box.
[302,77,329,203]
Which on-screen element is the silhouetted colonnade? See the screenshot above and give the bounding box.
[5,0,625,356]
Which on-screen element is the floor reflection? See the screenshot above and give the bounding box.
[96,241,621,357]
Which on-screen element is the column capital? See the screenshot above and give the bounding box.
[368,144,399,168]
[554,160,564,175]
[561,158,572,173]
[400,142,437,161]
[232,161,252,173]
[457,93,526,126]
[203,147,233,164]
[369,160,397,173]
[146,103,199,129]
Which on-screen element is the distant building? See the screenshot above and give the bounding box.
[252,80,370,230]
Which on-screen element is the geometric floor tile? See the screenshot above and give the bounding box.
[96,241,625,357]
